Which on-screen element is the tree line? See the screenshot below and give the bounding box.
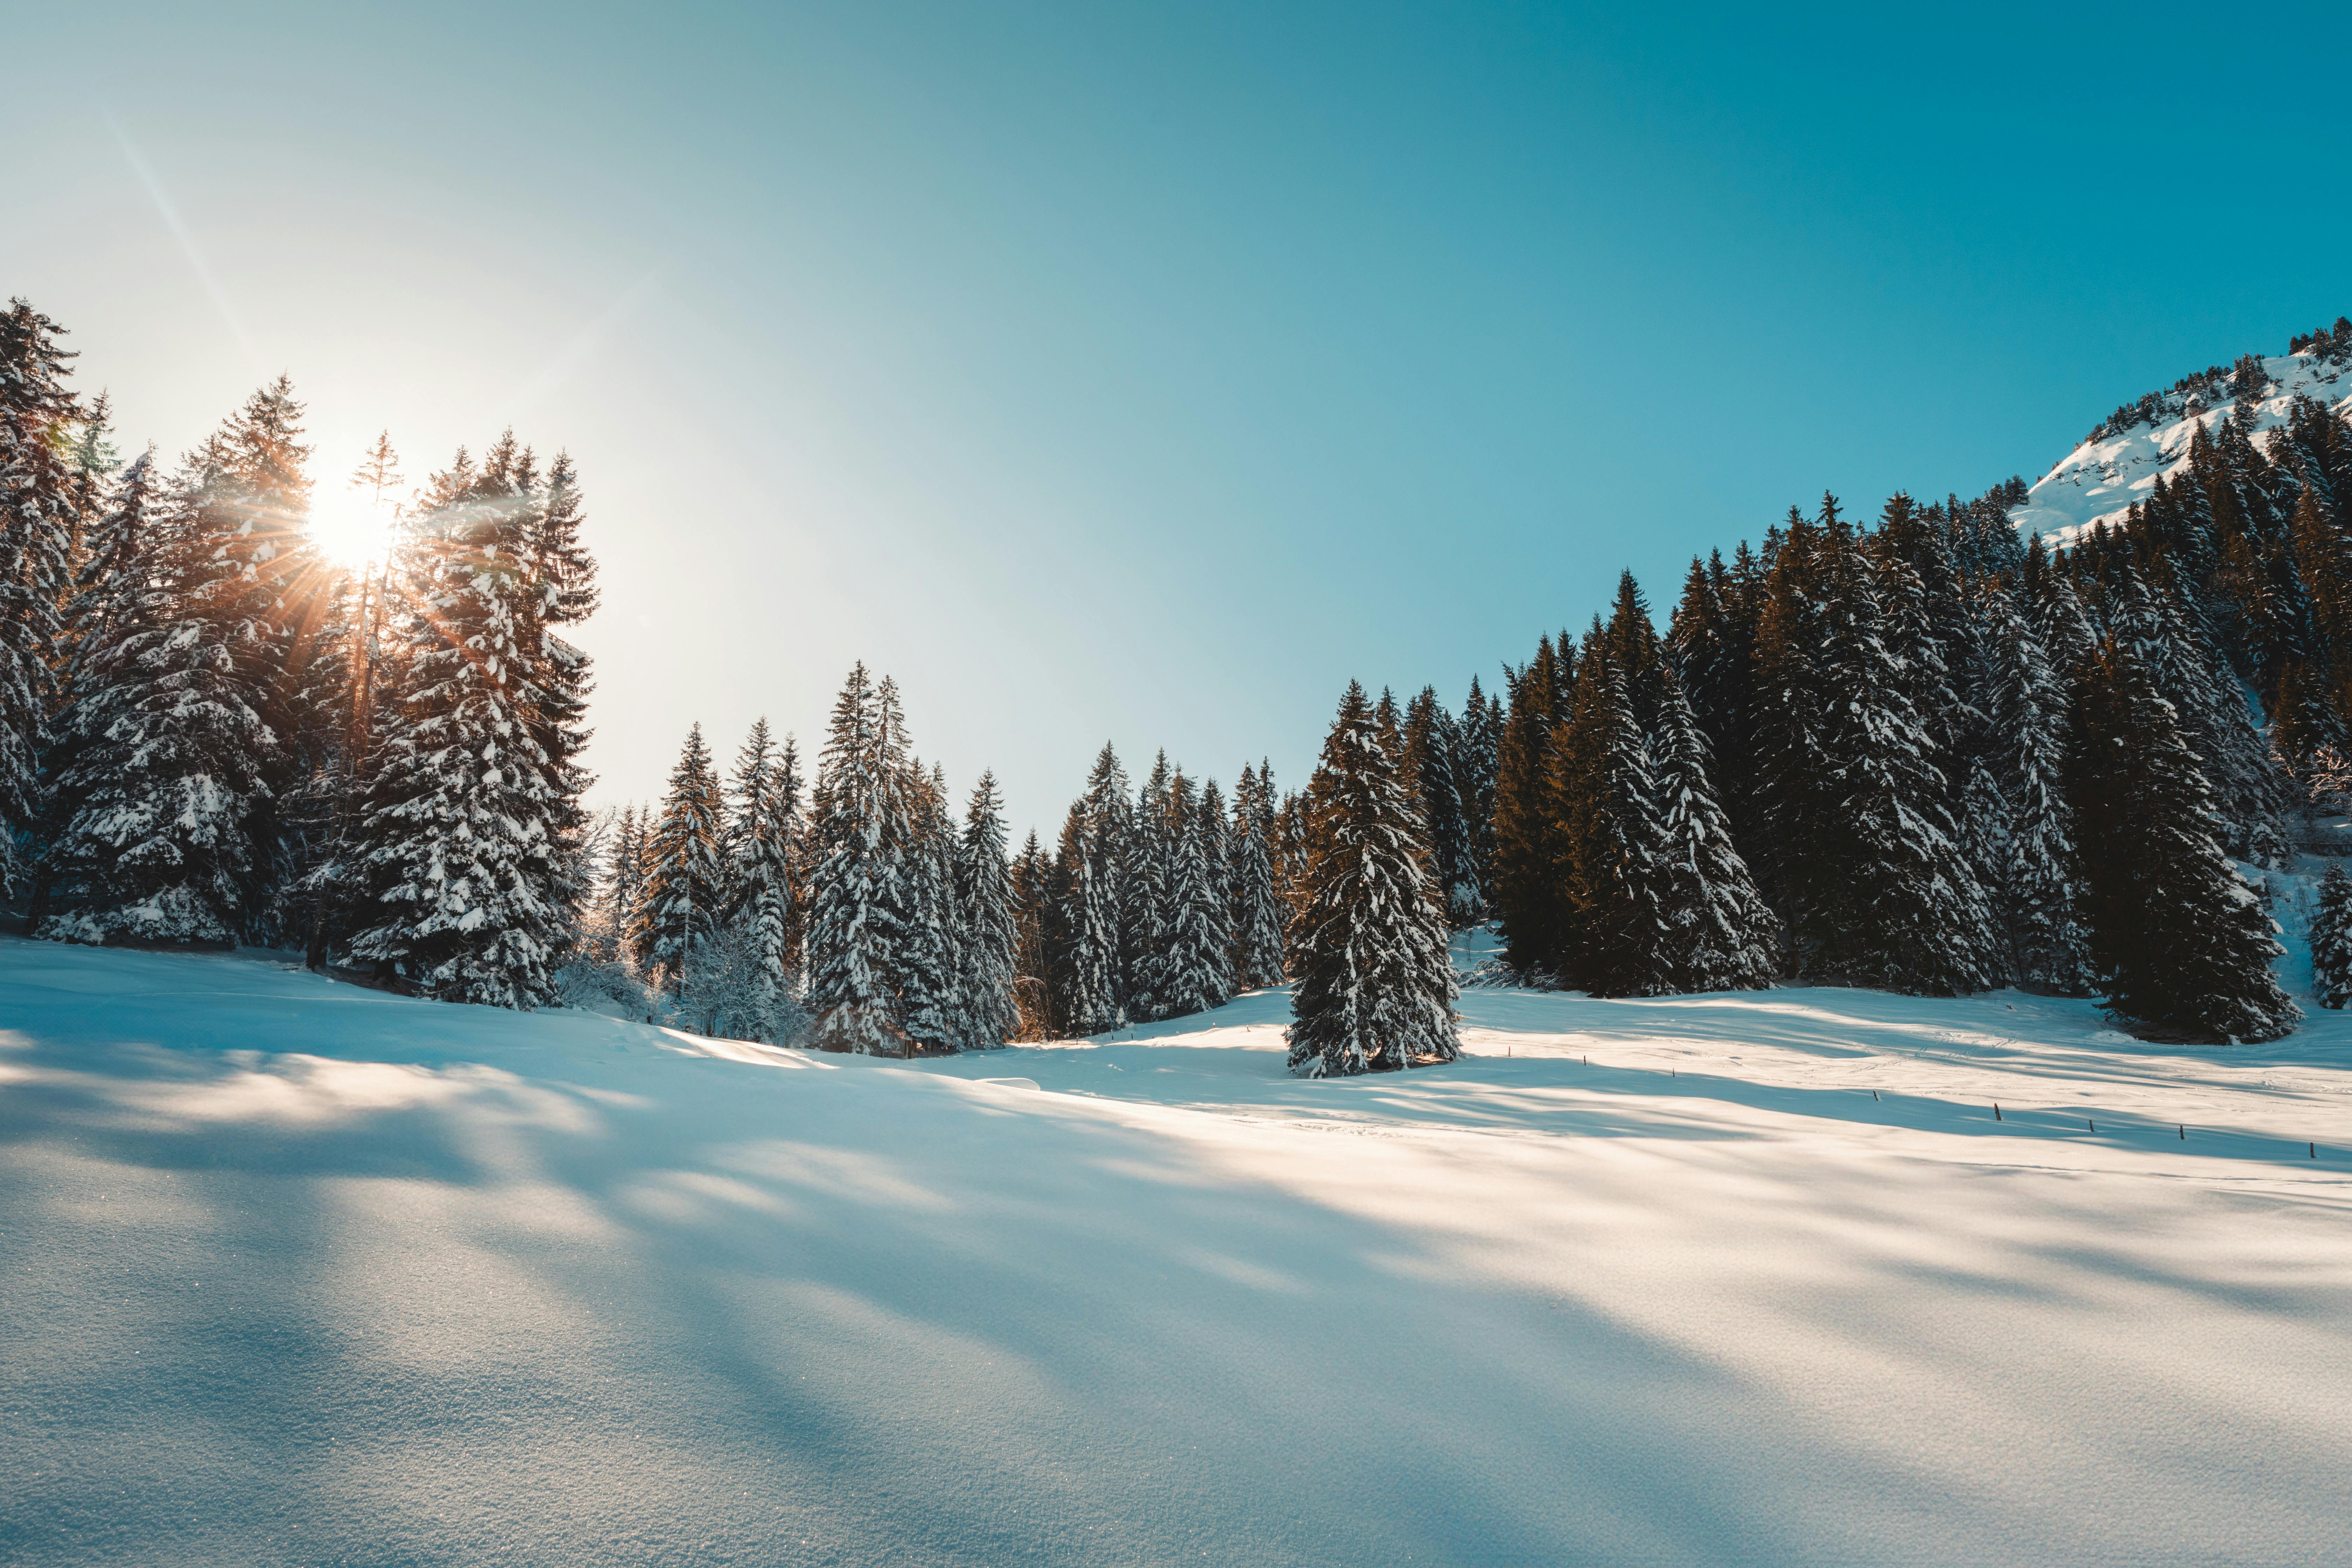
[9,296,2352,1060]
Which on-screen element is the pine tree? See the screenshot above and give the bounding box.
[1228,762,1287,989]
[804,664,915,1054]
[1557,638,1671,996]
[1667,548,1764,874]
[954,771,1021,1049]
[61,391,118,579]
[1651,664,1780,991]
[1063,743,1128,1034]
[36,447,148,899]
[293,437,407,967]
[1287,682,1459,1077]
[1402,687,1481,927]
[521,448,598,941]
[35,432,288,943]
[2311,864,2352,1011]
[631,724,727,989]
[2113,568,2291,865]
[2071,636,2297,1042]
[1751,505,1834,962]
[1122,751,1175,1021]
[1814,524,2000,994]
[1982,591,2094,994]
[896,761,962,1052]
[2030,549,2099,689]
[603,803,647,956]
[1161,771,1231,1016]
[345,448,569,1004]
[1492,635,1572,976]
[725,718,802,1040]
[201,378,327,943]
[0,299,82,892]
[1457,676,1501,900]
[1008,827,1054,1039]
[35,450,270,945]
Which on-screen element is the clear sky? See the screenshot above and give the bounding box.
[6,1,2349,835]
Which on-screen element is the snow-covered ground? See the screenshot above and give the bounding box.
[5,938,2350,1566]
[2009,349,2352,543]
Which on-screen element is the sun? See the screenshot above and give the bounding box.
[306,488,394,569]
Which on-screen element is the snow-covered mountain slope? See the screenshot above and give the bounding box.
[2009,347,2352,543]
[6,939,2351,1566]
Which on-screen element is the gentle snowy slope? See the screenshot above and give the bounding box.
[2009,350,2352,542]
[5,940,2351,1566]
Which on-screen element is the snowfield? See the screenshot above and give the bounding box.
[2008,349,2352,546]
[5,938,2350,1566]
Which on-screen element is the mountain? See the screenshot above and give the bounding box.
[2009,324,2352,542]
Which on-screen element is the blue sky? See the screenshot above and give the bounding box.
[6,1,2349,832]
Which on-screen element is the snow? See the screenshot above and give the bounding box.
[2009,350,2352,542]
[6,936,2351,1565]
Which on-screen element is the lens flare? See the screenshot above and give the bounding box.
[306,489,392,569]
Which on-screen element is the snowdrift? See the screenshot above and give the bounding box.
[5,939,2350,1566]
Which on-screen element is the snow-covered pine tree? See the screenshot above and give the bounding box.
[1008,827,1054,1039]
[953,771,1021,1049]
[202,378,328,944]
[293,437,409,967]
[1666,551,1751,814]
[345,451,571,1005]
[521,448,598,945]
[1062,743,1128,1035]
[2030,547,2100,688]
[1651,663,1779,991]
[2311,864,2352,1011]
[1198,774,1232,964]
[721,719,774,923]
[2314,865,2352,1011]
[0,299,82,892]
[1457,676,1501,898]
[1286,681,1460,1077]
[1042,803,1084,1034]
[35,447,146,880]
[724,718,802,1040]
[1160,771,1230,1017]
[628,722,728,993]
[1982,590,2094,994]
[1873,540,2010,987]
[895,760,962,1052]
[1814,525,1999,995]
[35,449,263,944]
[1228,763,1287,989]
[1402,686,1481,927]
[804,665,918,1054]
[1548,623,1661,994]
[1751,505,1835,965]
[60,391,118,579]
[2071,635,2296,1042]
[1121,750,1176,1022]
[1492,635,1573,978]
[2106,566,2293,866]
[601,804,647,959]
[35,434,287,944]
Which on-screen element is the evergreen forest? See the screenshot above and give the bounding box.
[11,299,2352,1066]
